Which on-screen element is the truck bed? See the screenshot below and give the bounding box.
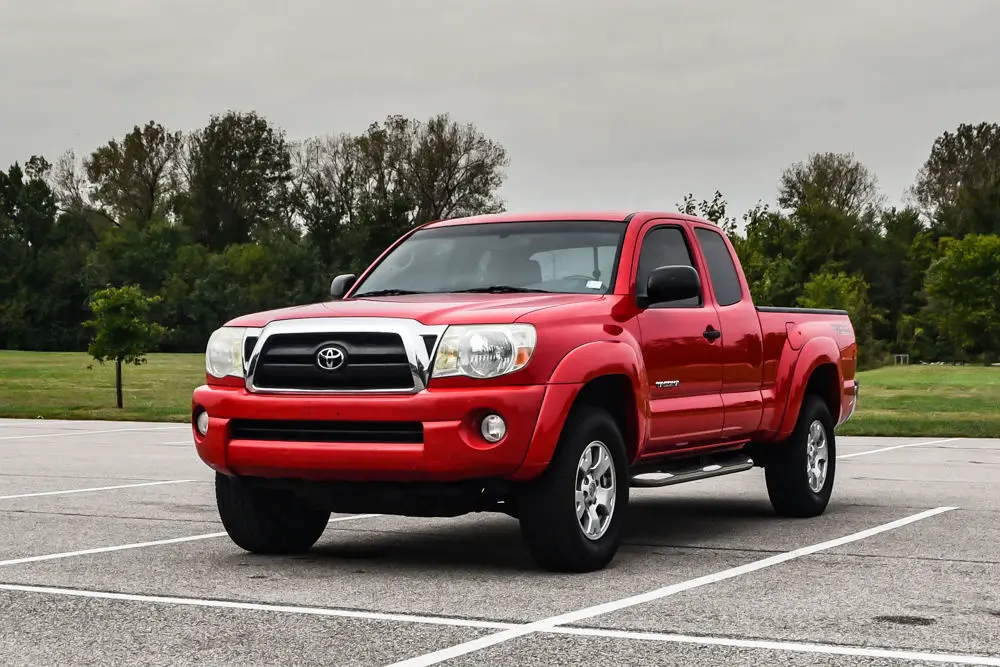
[756,306,849,316]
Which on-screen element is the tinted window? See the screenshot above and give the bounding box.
[351,220,625,296]
[636,226,700,307]
[694,227,743,306]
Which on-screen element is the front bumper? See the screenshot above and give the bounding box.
[191,383,554,482]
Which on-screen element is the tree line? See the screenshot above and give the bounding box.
[2,113,998,369]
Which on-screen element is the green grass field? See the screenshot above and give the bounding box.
[0,351,996,437]
[0,351,203,423]
[834,364,1000,438]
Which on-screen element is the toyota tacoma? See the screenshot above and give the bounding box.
[192,210,858,572]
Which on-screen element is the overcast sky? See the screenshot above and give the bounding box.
[3,0,999,221]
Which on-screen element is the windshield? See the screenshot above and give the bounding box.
[350,220,626,297]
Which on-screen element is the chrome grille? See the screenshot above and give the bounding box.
[245,317,446,394]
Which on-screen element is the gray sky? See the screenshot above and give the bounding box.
[3,0,999,222]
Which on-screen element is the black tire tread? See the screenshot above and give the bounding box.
[215,473,331,554]
[517,406,629,573]
[764,393,836,517]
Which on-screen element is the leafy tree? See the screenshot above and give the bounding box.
[403,113,509,223]
[798,269,886,368]
[924,234,1000,363]
[83,219,192,294]
[157,246,236,351]
[292,113,509,272]
[0,158,96,350]
[776,153,883,288]
[733,204,803,306]
[778,152,884,218]
[85,120,183,227]
[854,207,926,343]
[910,122,1000,236]
[178,110,294,250]
[677,190,740,237]
[84,285,167,408]
[0,159,58,250]
[290,134,356,269]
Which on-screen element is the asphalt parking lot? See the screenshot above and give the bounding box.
[1,418,998,666]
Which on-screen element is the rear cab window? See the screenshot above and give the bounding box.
[693,226,743,307]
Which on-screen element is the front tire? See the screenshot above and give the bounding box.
[215,473,331,554]
[764,394,836,517]
[516,407,629,573]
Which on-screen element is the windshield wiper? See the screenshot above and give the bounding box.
[352,289,425,297]
[447,285,551,294]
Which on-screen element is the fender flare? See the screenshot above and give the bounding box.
[772,336,843,442]
[509,340,648,481]
[547,339,645,388]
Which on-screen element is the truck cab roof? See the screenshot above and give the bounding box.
[421,210,718,229]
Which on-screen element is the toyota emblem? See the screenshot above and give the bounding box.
[315,345,347,371]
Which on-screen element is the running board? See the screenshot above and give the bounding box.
[629,456,755,488]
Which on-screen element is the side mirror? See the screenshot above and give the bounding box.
[644,265,700,306]
[329,274,357,299]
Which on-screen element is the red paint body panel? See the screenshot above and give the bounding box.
[191,210,858,486]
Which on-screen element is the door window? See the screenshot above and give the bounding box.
[635,226,702,307]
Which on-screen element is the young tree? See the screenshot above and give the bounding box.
[84,285,167,408]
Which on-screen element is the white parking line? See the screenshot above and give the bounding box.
[0,479,197,500]
[0,583,513,630]
[553,627,1000,666]
[384,506,958,667]
[0,514,379,567]
[0,583,996,666]
[839,438,963,459]
[0,532,227,567]
[0,426,188,441]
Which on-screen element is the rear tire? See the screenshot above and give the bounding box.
[764,394,836,517]
[215,473,331,554]
[516,407,629,573]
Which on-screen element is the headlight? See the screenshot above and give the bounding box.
[206,327,248,379]
[431,324,536,379]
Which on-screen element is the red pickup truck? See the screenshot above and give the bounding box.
[192,210,858,572]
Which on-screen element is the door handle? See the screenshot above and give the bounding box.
[703,326,721,341]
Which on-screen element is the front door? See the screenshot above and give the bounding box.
[633,222,724,454]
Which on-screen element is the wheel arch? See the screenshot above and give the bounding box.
[773,337,843,442]
[568,374,641,464]
[509,340,648,481]
[804,362,841,425]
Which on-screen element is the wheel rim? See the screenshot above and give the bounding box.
[806,420,829,493]
[575,440,617,541]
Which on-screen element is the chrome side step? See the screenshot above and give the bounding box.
[629,456,754,488]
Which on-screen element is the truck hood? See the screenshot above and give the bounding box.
[226,292,607,328]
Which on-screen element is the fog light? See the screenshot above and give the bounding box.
[480,414,506,443]
[195,410,209,436]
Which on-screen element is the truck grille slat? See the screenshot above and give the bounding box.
[230,419,423,444]
[252,331,414,391]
